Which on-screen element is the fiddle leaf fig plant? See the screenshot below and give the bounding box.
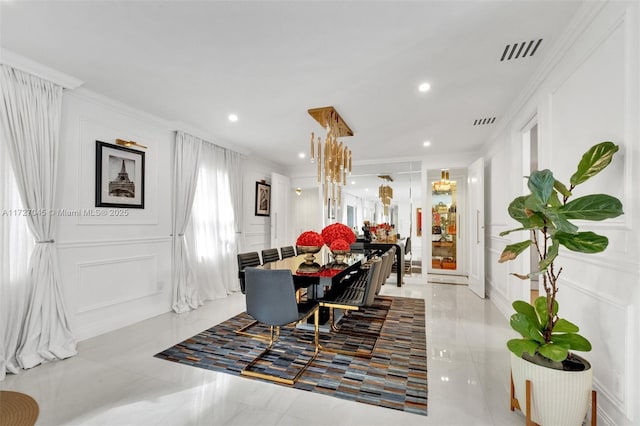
[498,141,623,363]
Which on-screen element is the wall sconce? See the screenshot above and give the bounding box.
[116,138,147,149]
[295,187,302,196]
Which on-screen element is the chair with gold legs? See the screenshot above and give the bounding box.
[241,268,319,385]
[318,258,382,358]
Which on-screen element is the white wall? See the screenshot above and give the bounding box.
[484,2,640,424]
[56,88,173,340]
[239,155,286,255]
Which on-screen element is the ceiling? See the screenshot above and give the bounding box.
[0,0,583,202]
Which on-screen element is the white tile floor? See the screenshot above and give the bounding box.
[1,275,525,425]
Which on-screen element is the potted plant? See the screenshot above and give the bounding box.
[498,141,623,425]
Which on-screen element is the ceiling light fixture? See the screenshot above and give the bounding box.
[418,82,431,92]
[423,141,431,147]
[298,153,306,159]
[433,168,452,193]
[379,184,393,216]
[228,114,238,122]
[307,106,353,211]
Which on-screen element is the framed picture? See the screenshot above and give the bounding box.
[255,181,271,216]
[416,208,422,236]
[95,140,145,208]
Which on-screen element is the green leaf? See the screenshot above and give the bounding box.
[544,207,579,234]
[560,194,624,221]
[513,300,540,329]
[528,170,555,204]
[548,190,562,208]
[534,296,557,329]
[538,239,559,272]
[499,227,529,237]
[498,240,532,263]
[552,333,592,352]
[539,342,570,362]
[555,231,609,253]
[510,313,544,343]
[552,318,579,333]
[554,179,572,198]
[507,339,539,357]
[570,141,619,186]
[507,196,545,229]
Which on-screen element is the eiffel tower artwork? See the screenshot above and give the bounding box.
[109,157,135,198]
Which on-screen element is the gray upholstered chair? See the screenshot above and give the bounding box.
[237,252,261,294]
[261,248,280,264]
[280,245,296,259]
[240,268,319,385]
[318,259,382,357]
[377,252,391,294]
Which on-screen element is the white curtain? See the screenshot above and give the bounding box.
[0,65,76,373]
[185,141,241,301]
[0,142,34,380]
[171,131,203,313]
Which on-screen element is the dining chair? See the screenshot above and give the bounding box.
[240,268,319,385]
[280,245,296,259]
[261,248,280,264]
[403,237,412,275]
[318,258,382,358]
[237,252,261,294]
[376,252,391,294]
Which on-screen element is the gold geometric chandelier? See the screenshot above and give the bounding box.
[378,184,393,215]
[308,106,353,209]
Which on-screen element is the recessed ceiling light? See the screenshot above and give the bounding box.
[228,114,238,122]
[418,82,431,92]
[423,141,431,147]
[298,153,306,159]
[351,181,356,185]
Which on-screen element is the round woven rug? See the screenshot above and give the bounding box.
[0,390,39,426]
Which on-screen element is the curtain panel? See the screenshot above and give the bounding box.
[171,131,203,313]
[172,132,242,313]
[0,64,76,375]
[185,142,241,301]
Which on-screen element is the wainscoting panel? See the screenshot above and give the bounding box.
[77,255,159,313]
[58,237,172,341]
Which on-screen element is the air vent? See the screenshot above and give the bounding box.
[473,117,496,126]
[500,39,543,61]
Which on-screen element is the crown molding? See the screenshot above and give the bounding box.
[0,48,84,89]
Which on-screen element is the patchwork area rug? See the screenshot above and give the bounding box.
[155,296,427,415]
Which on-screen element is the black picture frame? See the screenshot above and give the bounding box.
[255,181,271,216]
[95,140,145,209]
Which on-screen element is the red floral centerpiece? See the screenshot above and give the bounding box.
[329,239,350,251]
[296,230,324,247]
[321,223,356,246]
[296,230,324,272]
[329,238,350,266]
[322,223,355,267]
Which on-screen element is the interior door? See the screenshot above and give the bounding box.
[467,157,485,298]
[270,172,290,248]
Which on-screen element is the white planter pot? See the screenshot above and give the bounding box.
[510,352,593,425]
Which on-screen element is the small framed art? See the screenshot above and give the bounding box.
[95,140,145,208]
[255,181,271,216]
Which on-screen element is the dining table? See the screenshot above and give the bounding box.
[242,249,366,330]
[259,249,366,299]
